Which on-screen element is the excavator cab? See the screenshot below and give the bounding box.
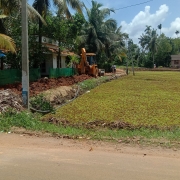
[86,53,96,65]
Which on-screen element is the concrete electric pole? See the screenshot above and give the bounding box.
[22,0,29,109]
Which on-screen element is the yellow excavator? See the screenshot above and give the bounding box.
[77,48,99,77]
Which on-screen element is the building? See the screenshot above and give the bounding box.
[41,36,79,76]
[171,55,180,68]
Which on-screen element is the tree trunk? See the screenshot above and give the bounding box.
[153,53,155,68]
[1,58,3,70]
[126,58,128,75]
[38,18,42,46]
[0,19,6,34]
[132,59,135,76]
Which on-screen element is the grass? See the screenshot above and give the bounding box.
[1,71,180,148]
[45,71,180,129]
[78,76,110,91]
[0,111,180,148]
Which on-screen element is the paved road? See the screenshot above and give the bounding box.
[0,133,180,180]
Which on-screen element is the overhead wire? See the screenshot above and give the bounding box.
[114,0,153,10]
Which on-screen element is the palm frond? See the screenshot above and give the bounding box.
[0,0,20,15]
[104,18,117,31]
[0,33,16,53]
[28,4,47,25]
[58,0,83,18]
[0,14,7,19]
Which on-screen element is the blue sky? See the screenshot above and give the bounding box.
[28,0,180,43]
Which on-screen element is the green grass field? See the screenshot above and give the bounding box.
[46,71,180,129]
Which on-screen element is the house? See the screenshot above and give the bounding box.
[41,36,79,77]
[171,55,180,68]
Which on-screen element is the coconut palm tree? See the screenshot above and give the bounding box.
[0,33,16,53]
[0,0,46,34]
[175,30,179,38]
[106,26,127,61]
[145,25,151,35]
[32,0,83,43]
[139,27,158,66]
[77,0,116,53]
[157,24,162,35]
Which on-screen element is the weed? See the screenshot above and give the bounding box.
[0,111,180,148]
[78,76,110,90]
[30,94,54,112]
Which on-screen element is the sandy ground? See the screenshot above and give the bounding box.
[0,133,180,180]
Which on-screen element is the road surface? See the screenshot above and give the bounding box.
[0,133,180,180]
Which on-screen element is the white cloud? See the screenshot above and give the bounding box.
[163,18,180,38]
[120,4,175,43]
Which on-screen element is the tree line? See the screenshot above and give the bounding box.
[0,0,180,70]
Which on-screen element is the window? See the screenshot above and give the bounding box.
[174,60,179,65]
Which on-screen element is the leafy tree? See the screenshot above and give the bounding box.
[0,0,45,34]
[32,0,83,44]
[41,11,85,65]
[46,12,85,49]
[170,38,180,54]
[4,13,47,69]
[155,34,172,67]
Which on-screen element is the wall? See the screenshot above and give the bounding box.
[171,55,180,68]
[61,56,66,68]
[52,54,57,68]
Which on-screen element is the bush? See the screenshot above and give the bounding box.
[30,94,54,112]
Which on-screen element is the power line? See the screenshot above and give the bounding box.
[114,0,153,10]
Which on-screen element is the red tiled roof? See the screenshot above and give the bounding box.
[48,48,79,57]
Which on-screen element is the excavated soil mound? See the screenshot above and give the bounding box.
[43,117,135,130]
[0,89,23,113]
[0,74,92,96]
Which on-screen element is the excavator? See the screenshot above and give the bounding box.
[77,48,99,77]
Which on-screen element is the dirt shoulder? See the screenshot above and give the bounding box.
[1,133,180,180]
[1,132,179,159]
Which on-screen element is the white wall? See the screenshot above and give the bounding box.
[52,54,57,68]
[61,56,66,68]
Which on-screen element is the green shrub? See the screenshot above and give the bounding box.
[30,94,54,112]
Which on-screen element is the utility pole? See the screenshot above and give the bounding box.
[128,39,135,76]
[124,38,129,75]
[22,0,29,109]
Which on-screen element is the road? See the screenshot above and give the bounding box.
[0,133,180,180]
